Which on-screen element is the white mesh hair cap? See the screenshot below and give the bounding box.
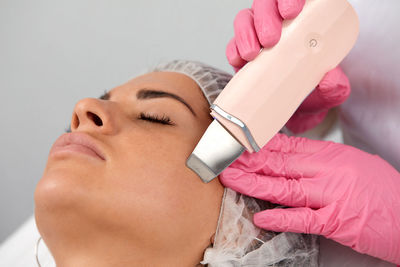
[151,60,233,105]
[201,188,319,267]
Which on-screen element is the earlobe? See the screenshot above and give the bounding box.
[210,233,215,245]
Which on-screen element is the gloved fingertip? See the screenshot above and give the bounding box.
[258,30,282,49]
[254,12,282,48]
[219,167,242,184]
[253,212,268,226]
[234,8,262,61]
[226,38,247,68]
[227,53,246,70]
[254,211,282,231]
[240,48,261,62]
[278,0,306,20]
[233,66,242,73]
[317,67,351,107]
[253,0,283,48]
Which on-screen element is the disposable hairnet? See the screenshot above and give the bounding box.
[201,188,319,267]
[151,60,233,105]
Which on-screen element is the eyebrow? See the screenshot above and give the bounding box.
[100,89,197,117]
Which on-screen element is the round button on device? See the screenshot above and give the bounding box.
[309,38,318,48]
[305,33,323,53]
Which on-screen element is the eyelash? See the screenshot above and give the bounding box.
[138,112,174,126]
[64,113,174,133]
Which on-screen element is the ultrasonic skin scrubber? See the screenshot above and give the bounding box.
[187,0,359,183]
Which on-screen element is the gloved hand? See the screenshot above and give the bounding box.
[220,134,400,264]
[226,0,351,133]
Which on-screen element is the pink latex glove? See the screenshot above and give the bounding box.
[220,134,400,264]
[226,0,351,134]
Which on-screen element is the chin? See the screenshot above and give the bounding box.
[37,154,103,202]
[35,165,91,225]
[34,169,94,248]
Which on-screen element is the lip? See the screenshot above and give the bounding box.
[49,132,106,161]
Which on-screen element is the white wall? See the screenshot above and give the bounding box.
[0,0,252,242]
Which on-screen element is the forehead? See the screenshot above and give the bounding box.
[112,72,206,103]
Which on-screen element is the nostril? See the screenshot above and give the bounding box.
[87,112,103,126]
[72,113,80,130]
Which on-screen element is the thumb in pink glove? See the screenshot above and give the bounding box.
[220,134,400,264]
[226,0,351,133]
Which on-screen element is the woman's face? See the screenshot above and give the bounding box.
[35,72,224,266]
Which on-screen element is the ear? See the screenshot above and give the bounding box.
[210,233,216,245]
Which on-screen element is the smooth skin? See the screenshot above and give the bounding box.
[35,72,224,267]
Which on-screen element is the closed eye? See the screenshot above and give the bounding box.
[138,112,175,126]
[64,91,177,132]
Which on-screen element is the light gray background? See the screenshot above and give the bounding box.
[0,0,252,243]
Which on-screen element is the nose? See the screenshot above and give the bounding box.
[71,98,118,135]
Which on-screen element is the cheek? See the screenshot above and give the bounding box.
[34,156,111,244]
[100,135,223,248]
[104,162,223,250]
[35,156,105,214]
[105,141,188,219]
